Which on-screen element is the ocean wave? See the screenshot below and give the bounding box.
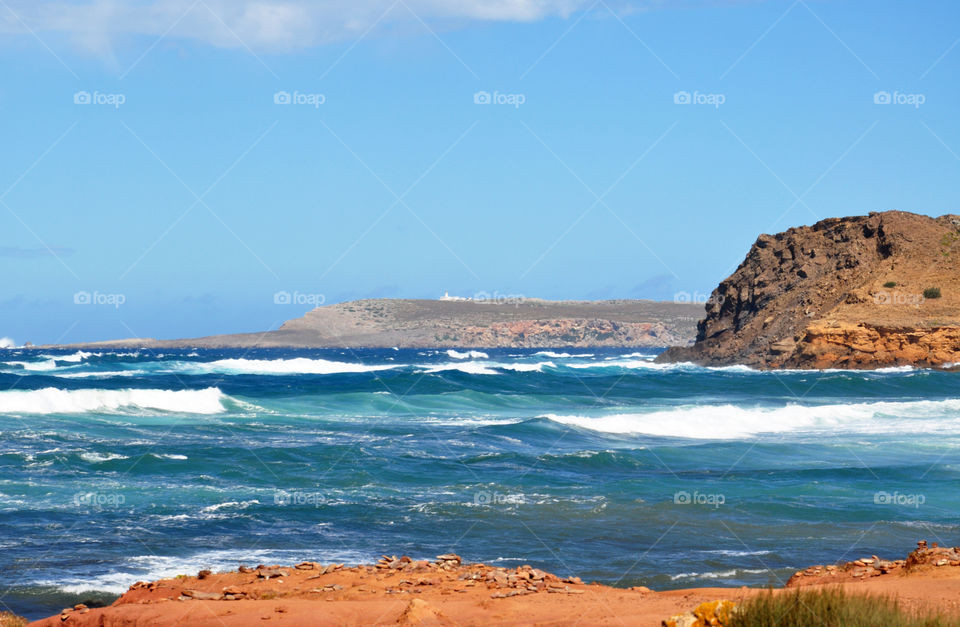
[446,349,490,360]
[567,359,679,371]
[0,387,228,415]
[423,362,500,375]
[534,351,594,358]
[31,548,376,595]
[568,359,758,373]
[52,371,136,379]
[5,359,59,372]
[191,358,400,375]
[669,568,770,581]
[542,398,960,439]
[79,452,130,463]
[200,500,260,513]
[42,351,98,363]
[495,361,556,372]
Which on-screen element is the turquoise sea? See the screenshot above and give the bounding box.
[1,348,958,619]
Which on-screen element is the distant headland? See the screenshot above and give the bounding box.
[43,298,702,350]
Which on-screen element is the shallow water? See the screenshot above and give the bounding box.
[1,347,957,619]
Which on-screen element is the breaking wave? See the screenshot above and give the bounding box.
[0,387,229,415]
[542,398,960,439]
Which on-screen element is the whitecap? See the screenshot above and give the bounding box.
[423,362,499,375]
[188,358,399,375]
[542,398,960,439]
[446,349,489,360]
[79,452,129,463]
[0,387,228,415]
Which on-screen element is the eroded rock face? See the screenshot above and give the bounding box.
[445,319,685,348]
[657,211,960,369]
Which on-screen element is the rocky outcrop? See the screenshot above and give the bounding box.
[786,540,960,587]
[658,211,960,369]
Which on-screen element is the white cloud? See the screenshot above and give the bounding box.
[0,0,600,53]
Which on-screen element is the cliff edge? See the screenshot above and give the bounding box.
[658,211,960,369]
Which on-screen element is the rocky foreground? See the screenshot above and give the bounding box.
[658,211,960,369]
[46,298,701,350]
[30,542,960,626]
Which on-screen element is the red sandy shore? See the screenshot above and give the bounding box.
[30,543,960,626]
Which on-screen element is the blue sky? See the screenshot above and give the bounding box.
[1,0,958,344]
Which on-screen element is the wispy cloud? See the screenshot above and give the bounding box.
[0,245,75,258]
[0,0,594,53]
[0,0,756,53]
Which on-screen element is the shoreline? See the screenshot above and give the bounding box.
[28,542,960,626]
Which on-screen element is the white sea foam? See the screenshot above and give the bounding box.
[33,548,376,595]
[542,398,960,439]
[79,452,129,463]
[0,337,15,348]
[200,499,259,513]
[6,359,59,372]
[495,361,555,372]
[0,387,228,415]
[534,351,594,358]
[151,453,188,460]
[52,371,135,379]
[669,568,770,581]
[446,349,489,360]
[568,359,676,370]
[45,351,97,363]
[423,362,500,375]
[193,358,399,375]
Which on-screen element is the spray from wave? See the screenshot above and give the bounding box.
[0,387,229,415]
[188,358,400,375]
[542,398,960,439]
[446,349,489,360]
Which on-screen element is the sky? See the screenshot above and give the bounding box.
[1,0,958,344]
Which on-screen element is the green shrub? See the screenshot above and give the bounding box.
[728,587,953,627]
[923,287,942,299]
[883,281,897,288]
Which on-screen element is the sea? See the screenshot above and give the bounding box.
[1,347,958,619]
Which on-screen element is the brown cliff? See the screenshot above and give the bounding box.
[657,211,960,369]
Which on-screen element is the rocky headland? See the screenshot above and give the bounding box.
[658,211,960,369]
[48,298,700,350]
[27,542,960,626]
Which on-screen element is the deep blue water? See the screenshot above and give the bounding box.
[1,347,958,620]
